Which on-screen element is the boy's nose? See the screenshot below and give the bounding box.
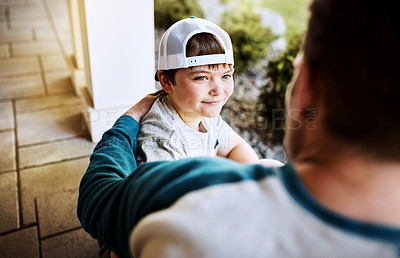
[209,81,224,96]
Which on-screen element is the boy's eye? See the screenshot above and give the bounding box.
[194,76,207,81]
[222,74,232,79]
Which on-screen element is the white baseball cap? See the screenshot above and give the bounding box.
[155,16,234,81]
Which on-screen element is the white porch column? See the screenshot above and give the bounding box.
[68,0,86,95]
[68,0,155,142]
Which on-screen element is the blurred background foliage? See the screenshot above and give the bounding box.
[258,36,302,143]
[220,3,278,73]
[259,0,309,37]
[154,0,204,28]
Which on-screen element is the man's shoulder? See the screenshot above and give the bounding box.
[130,162,400,258]
[129,162,289,256]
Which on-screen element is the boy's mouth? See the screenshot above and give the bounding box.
[201,99,224,105]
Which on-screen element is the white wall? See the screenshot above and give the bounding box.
[83,0,155,110]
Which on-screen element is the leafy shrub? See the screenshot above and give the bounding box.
[154,0,205,28]
[257,35,302,143]
[220,4,277,73]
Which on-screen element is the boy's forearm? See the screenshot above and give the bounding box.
[227,141,259,163]
[219,132,259,163]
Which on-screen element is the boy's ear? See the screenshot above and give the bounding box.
[158,70,173,93]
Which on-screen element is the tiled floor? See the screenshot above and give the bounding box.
[0,0,99,257]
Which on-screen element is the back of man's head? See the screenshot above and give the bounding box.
[304,0,400,161]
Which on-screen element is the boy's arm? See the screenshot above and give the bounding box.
[217,131,259,163]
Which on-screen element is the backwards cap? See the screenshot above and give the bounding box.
[155,17,234,81]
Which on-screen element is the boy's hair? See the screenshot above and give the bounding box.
[304,0,400,160]
[162,33,232,85]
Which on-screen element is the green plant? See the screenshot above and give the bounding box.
[220,3,277,73]
[259,0,309,37]
[257,35,302,143]
[154,0,205,28]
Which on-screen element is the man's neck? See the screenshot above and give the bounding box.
[295,155,400,227]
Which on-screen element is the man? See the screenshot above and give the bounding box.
[78,0,400,257]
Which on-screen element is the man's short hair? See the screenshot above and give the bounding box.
[304,0,400,160]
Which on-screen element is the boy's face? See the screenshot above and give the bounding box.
[168,64,234,121]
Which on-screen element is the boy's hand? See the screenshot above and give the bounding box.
[123,90,166,122]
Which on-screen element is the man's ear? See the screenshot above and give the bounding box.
[295,59,318,112]
[158,70,173,93]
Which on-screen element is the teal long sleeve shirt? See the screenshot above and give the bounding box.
[77,115,271,257]
[78,115,400,258]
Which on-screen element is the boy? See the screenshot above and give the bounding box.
[137,17,261,164]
